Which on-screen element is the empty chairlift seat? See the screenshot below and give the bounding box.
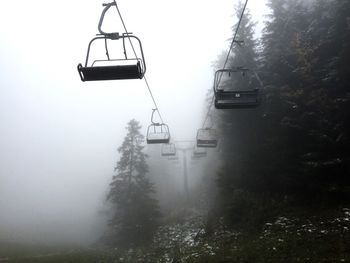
[196,128,218,148]
[77,34,146,81]
[215,89,259,109]
[168,156,179,162]
[77,2,146,81]
[78,60,143,81]
[147,123,170,144]
[161,143,176,156]
[192,146,207,159]
[213,68,260,109]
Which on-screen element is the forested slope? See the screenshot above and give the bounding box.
[214,0,350,230]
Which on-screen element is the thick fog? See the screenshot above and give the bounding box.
[0,0,268,245]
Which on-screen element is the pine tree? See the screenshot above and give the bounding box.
[107,119,160,248]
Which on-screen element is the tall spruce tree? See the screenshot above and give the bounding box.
[107,119,160,248]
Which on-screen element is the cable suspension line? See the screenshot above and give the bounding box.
[220,0,249,80]
[201,96,215,128]
[113,0,165,124]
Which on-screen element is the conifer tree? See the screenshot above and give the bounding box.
[208,0,350,232]
[259,0,350,198]
[107,119,160,247]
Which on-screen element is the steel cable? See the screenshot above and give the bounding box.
[113,0,165,124]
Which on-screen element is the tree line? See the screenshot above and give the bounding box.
[215,0,350,230]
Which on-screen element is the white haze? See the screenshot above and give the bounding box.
[0,0,268,245]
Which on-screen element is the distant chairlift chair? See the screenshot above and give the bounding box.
[196,128,218,148]
[214,68,260,109]
[161,143,176,156]
[77,2,146,81]
[146,109,171,144]
[146,123,171,144]
[192,145,207,159]
[168,156,179,162]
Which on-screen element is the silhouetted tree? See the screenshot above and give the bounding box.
[106,119,160,248]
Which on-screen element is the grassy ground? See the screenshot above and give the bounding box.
[1,207,350,262]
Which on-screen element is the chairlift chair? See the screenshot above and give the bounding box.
[161,143,176,156]
[167,156,179,162]
[196,128,218,148]
[77,2,146,81]
[146,123,170,144]
[191,154,203,161]
[147,109,171,144]
[214,68,260,109]
[192,146,207,158]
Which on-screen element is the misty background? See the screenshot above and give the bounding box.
[0,0,268,245]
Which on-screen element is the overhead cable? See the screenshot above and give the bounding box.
[113,0,165,124]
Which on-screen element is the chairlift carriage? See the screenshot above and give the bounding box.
[167,155,179,163]
[196,114,218,148]
[146,109,171,144]
[146,123,170,144]
[161,143,176,156]
[192,145,207,159]
[168,156,179,161]
[196,128,218,148]
[214,68,260,109]
[77,2,146,81]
